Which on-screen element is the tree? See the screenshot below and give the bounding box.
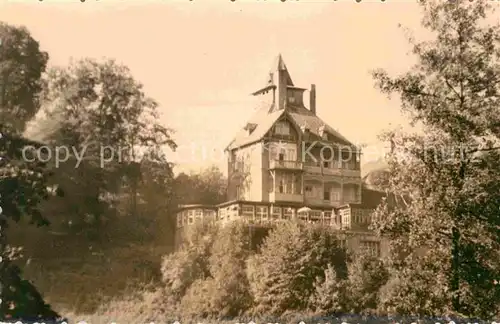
[160,223,216,311]
[345,251,389,314]
[135,149,176,245]
[310,264,347,315]
[0,22,48,134]
[0,23,61,321]
[27,58,176,237]
[246,223,346,316]
[206,222,253,318]
[174,165,227,206]
[372,0,500,318]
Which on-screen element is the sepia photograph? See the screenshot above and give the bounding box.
[0,0,499,323]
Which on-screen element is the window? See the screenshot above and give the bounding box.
[242,205,254,216]
[278,153,285,161]
[305,185,314,198]
[236,185,241,199]
[228,206,239,219]
[361,241,381,257]
[283,207,293,220]
[177,214,182,228]
[340,208,351,229]
[219,208,226,220]
[277,174,296,194]
[275,121,290,135]
[323,211,332,225]
[278,180,284,193]
[188,211,194,224]
[323,161,330,168]
[271,206,281,220]
[364,210,372,224]
[195,210,202,218]
[288,96,296,103]
[298,211,308,221]
[323,190,330,201]
[256,206,268,221]
[310,210,322,222]
[234,158,244,172]
[331,190,341,202]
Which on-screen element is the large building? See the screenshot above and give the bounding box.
[175,55,390,257]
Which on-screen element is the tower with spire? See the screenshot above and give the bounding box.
[174,54,389,258]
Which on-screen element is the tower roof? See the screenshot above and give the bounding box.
[269,54,294,86]
[226,55,356,151]
[253,54,294,96]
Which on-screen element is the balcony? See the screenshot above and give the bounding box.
[303,162,360,178]
[304,197,342,207]
[270,192,304,203]
[269,160,303,171]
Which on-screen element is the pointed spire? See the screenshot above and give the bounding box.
[270,54,294,86]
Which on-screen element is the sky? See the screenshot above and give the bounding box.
[1,0,430,175]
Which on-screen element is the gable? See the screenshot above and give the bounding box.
[265,114,300,140]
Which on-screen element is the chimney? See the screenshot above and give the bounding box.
[310,84,316,114]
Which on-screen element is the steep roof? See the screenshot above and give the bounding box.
[288,106,354,147]
[226,103,285,151]
[271,54,294,86]
[226,55,356,151]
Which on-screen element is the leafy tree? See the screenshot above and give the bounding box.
[345,251,389,314]
[0,23,60,321]
[26,58,176,237]
[135,149,176,245]
[246,222,346,316]
[206,222,253,318]
[160,223,215,310]
[0,22,48,134]
[377,251,451,317]
[174,165,227,206]
[372,0,500,318]
[310,264,347,315]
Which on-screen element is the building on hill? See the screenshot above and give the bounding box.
[174,54,391,257]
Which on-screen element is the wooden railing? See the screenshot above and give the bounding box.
[269,159,303,170]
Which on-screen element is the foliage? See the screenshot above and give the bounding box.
[377,251,451,317]
[246,222,346,316]
[206,222,253,318]
[371,0,500,319]
[345,250,389,314]
[160,223,215,310]
[0,22,49,134]
[0,23,60,321]
[310,264,347,315]
[174,165,227,206]
[25,58,177,236]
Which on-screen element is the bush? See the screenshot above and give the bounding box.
[246,222,347,316]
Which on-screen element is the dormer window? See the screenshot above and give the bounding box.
[286,87,305,107]
[300,124,310,133]
[318,125,326,139]
[244,123,257,135]
[275,121,290,135]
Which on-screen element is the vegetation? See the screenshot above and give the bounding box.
[372,0,500,319]
[0,0,499,322]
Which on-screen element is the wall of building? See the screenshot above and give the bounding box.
[228,142,264,202]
